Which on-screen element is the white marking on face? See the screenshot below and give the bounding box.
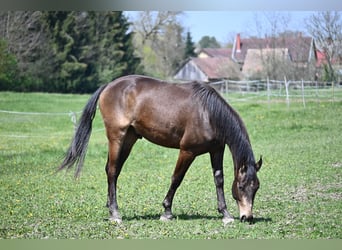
[238,196,253,219]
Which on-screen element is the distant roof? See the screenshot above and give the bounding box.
[174,57,241,82]
[232,34,313,63]
[193,57,233,79]
[199,48,232,58]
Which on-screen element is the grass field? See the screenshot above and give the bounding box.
[0,89,341,239]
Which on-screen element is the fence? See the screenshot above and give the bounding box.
[0,108,107,140]
[210,78,342,107]
[1,79,341,140]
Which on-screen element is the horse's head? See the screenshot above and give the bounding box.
[232,156,262,223]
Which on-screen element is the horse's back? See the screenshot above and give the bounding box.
[98,75,215,151]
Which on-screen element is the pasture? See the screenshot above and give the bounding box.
[0,89,341,239]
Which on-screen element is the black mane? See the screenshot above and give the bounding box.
[191,82,255,166]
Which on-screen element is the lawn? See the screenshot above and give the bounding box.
[0,89,341,239]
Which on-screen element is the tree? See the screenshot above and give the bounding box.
[43,11,141,93]
[198,36,221,49]
[131,11,185,78]
[0,11,142,93]
[132,11,182,45]
[44,12,84,92]
[251,12,291,80]
[247,12,316,80]
[90,12,142,84]
[0,39,18,90]
[0,11,53,91]
[306,11,342,81]
[183,31,196,60]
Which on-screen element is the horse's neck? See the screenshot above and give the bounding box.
[230,138,254,168]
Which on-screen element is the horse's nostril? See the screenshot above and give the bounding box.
[240,215,247,222]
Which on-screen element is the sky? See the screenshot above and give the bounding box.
[125,11,318,45]
[181,11,317,44]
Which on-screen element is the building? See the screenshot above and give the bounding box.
[174,33,323,82]
[197,48,232,58]
[232,33,317,79]
[174,48,240,82]
[174,57,241,82]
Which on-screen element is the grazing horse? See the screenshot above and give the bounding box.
[58,75,262,224]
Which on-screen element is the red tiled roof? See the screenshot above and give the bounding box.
[315,49,327,67]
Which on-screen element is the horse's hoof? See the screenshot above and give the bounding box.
[222,217,234,226]
[160,214,173,222]
[109,217,122,224]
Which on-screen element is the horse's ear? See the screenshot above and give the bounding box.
[238,164,247,174]
[255,155,262,171]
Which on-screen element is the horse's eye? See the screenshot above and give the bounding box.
[250,181,259,191]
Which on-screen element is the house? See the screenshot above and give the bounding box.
[174,48,239,82]
[242,48,290,78]
[174,57,241,82]
[232,33,315,65]
[231,33,317,79]
[174,33,321,83]
[315,49,327,67]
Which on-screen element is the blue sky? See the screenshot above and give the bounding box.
[126,11,318,45]
[181,11,317,43]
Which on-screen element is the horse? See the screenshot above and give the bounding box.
[58,75,262,224]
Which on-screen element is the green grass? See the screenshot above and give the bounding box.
[0,90,341,239]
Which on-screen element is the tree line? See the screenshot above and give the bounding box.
[0,11,340,93]
[0,11,198,93]
[0,11,144,93]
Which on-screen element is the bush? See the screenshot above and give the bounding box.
[0,39,19,90]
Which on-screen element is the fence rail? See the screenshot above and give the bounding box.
[210,79,341,93]
[209,79,342,107]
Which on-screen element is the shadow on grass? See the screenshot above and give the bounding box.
[253,217,272,223]
[106,213,272,224]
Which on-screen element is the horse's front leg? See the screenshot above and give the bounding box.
[210,150,234,225]
[161,150,195,221]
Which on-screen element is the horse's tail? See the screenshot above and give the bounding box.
[57,84,108,178]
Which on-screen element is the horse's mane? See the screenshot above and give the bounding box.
[191,82,254,165]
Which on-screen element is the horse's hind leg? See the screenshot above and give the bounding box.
[161,150,195,221]
[210,149,234,224]
[105,126,138,223]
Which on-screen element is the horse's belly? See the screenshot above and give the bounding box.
[133,122,183,149]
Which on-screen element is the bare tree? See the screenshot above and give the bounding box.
[133,11,181,45]
[306,11,342,81]
[252,12,291,40]
[250,12,292,80]
[0,11,52,81]
[248,12,316,80]
[130,11,185,78]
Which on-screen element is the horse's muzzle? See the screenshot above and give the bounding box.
[240,215,254,224]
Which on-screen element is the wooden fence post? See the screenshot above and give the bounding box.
[332,81,335,102]
[284,76,290,108]
[301,79,306,108]
[267,77,270,108]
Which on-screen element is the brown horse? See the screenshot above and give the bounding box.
[58,75,262,224]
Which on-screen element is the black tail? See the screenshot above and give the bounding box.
[58,84,108,177]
